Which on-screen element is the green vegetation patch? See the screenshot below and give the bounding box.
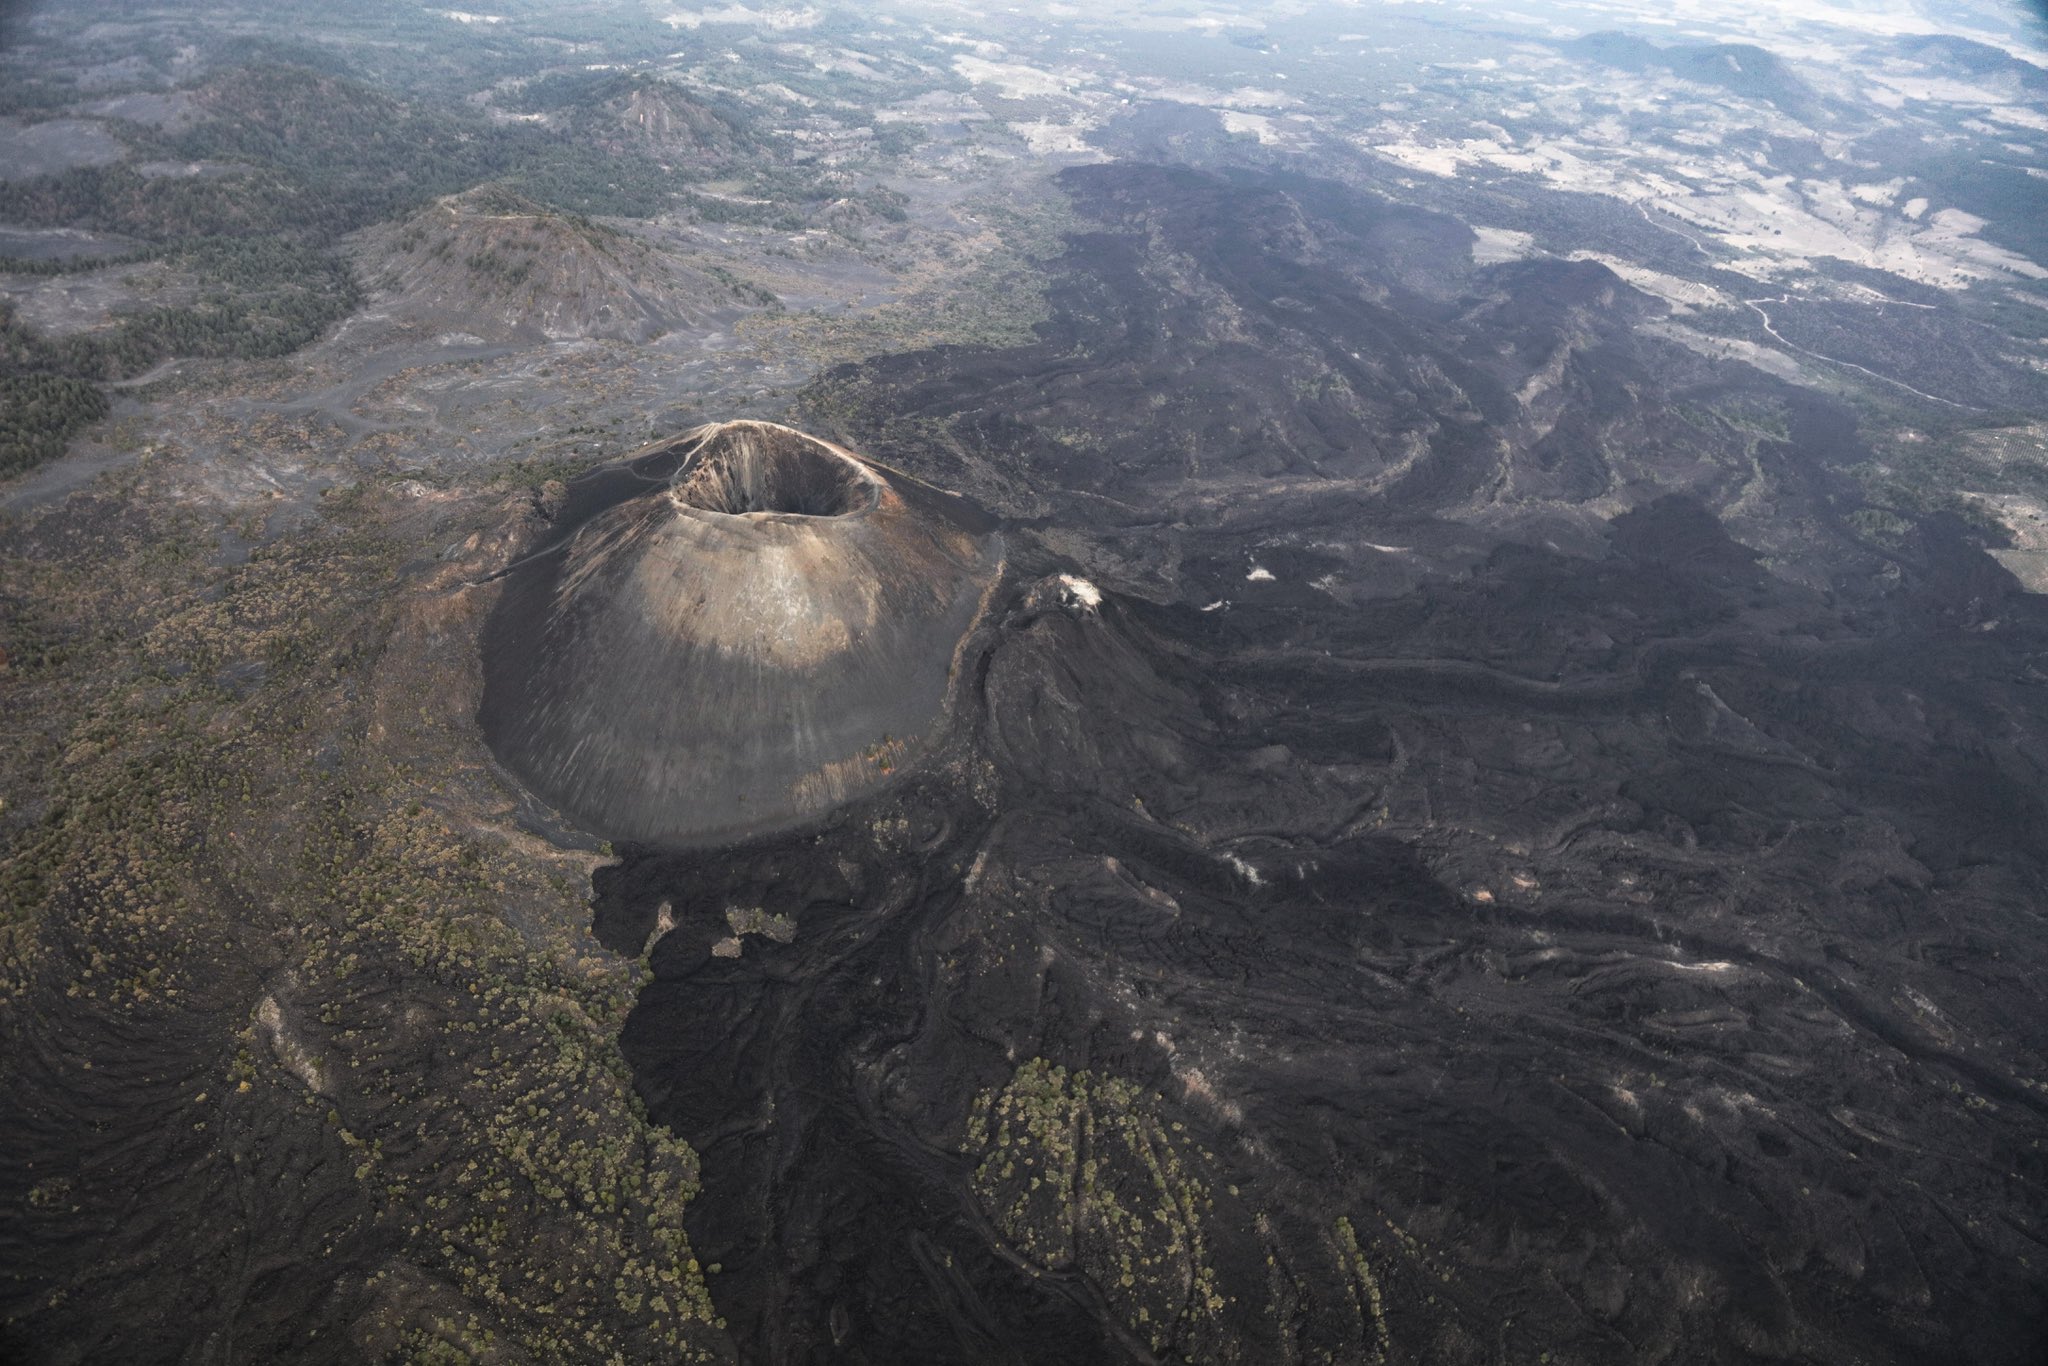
[1333,1215,1395,1366]
[963,1058,1225,1355]
[768,184,1074,383]
[0,374,108,480]
[0,478,725,1358]
[502,146,685,221]
[0,228,364,478]
[157,64,525,240]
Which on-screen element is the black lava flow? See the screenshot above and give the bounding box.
[564,166,2048,1364]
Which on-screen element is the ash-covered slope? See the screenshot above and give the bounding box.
[355,186,718,342]
[480,421,1002,848]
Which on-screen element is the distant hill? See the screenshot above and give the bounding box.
[1564,31,1823,121]
[356,186,727,343]
[1893,33,2048,94]
[169,64,519,237]
[505,72,759,169]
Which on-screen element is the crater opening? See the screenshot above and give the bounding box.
[669,422,874,518]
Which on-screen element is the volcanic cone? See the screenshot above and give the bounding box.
[480,421,1003,847]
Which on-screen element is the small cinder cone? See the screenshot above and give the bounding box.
[480,422,1003,847]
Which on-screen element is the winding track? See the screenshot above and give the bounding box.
[1631,202,1983,411]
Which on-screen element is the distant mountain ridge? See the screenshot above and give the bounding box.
[1893,32,2048,94]
[503,71,759,169]
[1564,30,1824,120]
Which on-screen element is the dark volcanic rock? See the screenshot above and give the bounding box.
[591,164,2048,1366]
[12,146,2042,1366]
[480,421,1003,848]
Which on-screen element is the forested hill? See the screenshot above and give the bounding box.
[0,59,767,480]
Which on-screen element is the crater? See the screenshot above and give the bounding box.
[668,422,877,519]
[479,421,1003,848]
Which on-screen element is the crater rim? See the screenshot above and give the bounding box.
[665,420,882,521]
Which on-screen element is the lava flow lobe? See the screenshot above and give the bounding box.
[480,420,1003,847]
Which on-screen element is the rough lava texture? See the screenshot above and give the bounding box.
[480,421,1003,848]
[586,165,2048,1366]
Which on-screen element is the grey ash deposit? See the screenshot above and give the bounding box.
[480,421,1003,848]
